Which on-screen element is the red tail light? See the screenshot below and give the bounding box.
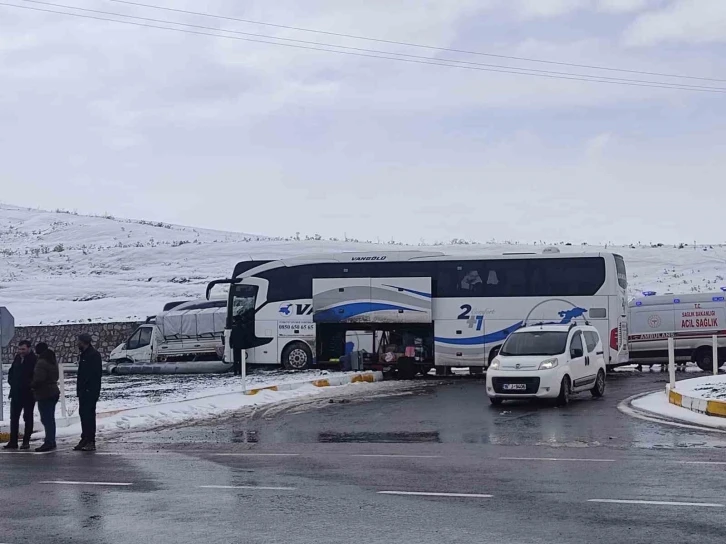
[610,328,618,351]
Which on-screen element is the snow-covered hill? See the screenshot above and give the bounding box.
[1,204,725,326]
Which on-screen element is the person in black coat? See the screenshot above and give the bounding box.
[32,343,60,453]
[75,333,102,452]
[3,340,37,450]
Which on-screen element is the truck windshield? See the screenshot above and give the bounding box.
[500,331,568,356]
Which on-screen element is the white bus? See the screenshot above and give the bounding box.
[222,249,629,375]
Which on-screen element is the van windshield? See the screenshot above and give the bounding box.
[500,331,568,356]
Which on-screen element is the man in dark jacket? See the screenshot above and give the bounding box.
[3,340,37,450]
[75,333,102,452]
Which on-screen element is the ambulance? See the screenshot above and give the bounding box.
[628,292,726,371]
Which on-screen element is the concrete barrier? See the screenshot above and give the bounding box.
[667,385,726,418]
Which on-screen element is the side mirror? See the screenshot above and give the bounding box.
[571,347,584,358]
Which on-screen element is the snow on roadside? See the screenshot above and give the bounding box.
[1,369,367,432]
[631,390,726,430]
[672,374,726,400]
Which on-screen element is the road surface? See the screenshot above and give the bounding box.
[1,370,725,543]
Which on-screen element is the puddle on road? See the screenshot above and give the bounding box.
[317,431,441,443]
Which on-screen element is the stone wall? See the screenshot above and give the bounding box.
[2,322,140,364]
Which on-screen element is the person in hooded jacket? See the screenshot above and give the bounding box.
[3,340,37,450]
[31,343,60,452]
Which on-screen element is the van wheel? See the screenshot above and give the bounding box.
[591,370,606,398]
[489,397,503,406]
[556,376,571,406]
[282,342,312,370]
[694,347,714,372]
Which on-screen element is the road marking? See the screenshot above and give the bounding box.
[210,453,300,457]
[40,480,133,487]
[378,491,493,498]
[500,457,616,462]
[199,485,296,491]
[589,499,724,507]
[352,454,441,459]
[676,461,726,466]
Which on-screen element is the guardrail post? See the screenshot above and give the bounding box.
[668,336,676,390]
[713,335,719,376]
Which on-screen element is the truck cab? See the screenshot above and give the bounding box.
[109,324,156,365]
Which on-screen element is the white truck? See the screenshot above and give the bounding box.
[628,292,726,371]
[107,299,233,374]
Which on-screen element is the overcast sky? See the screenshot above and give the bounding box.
[1,0,724,244]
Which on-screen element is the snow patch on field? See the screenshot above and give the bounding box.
[2,204,726,326]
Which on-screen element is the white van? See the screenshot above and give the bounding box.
[486,323,607,405]
[628,293,726,371]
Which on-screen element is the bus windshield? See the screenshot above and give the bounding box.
[232,284,258,321]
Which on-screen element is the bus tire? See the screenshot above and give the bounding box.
[282,342,312,371]
[694,347,714,372]
[469,366,484,376]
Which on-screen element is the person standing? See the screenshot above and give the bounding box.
[75,333,102,452]
[3,340,37,450]
[31,343,60,453]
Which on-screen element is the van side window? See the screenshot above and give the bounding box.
[583,331,598,353]
[570,332,584,356]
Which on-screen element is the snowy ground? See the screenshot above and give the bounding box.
[672,374,726,400]
[0,368,383,441]
[2,204,726,326]
[1,368,361,418]
[632,390,726,431]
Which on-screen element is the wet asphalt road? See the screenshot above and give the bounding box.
[1,370,725,544]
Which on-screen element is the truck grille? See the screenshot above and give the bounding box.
[491,377,540,394]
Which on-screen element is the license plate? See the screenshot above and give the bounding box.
[502,383,527,391]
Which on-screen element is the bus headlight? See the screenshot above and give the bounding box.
[539,358,558,370]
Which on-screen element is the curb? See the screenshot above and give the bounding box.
[618,391,726,433]
[244,371,383,395]
[667,385,726,418]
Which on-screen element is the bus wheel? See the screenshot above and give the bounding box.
[469,366,484,376]
[282,342,312,371]
[694,347,714,372]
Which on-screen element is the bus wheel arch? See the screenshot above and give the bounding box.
[281,341,313,370]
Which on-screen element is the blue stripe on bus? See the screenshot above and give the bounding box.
[315,302,423,322]
[435,322,524,346]
[381,284,432,299]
